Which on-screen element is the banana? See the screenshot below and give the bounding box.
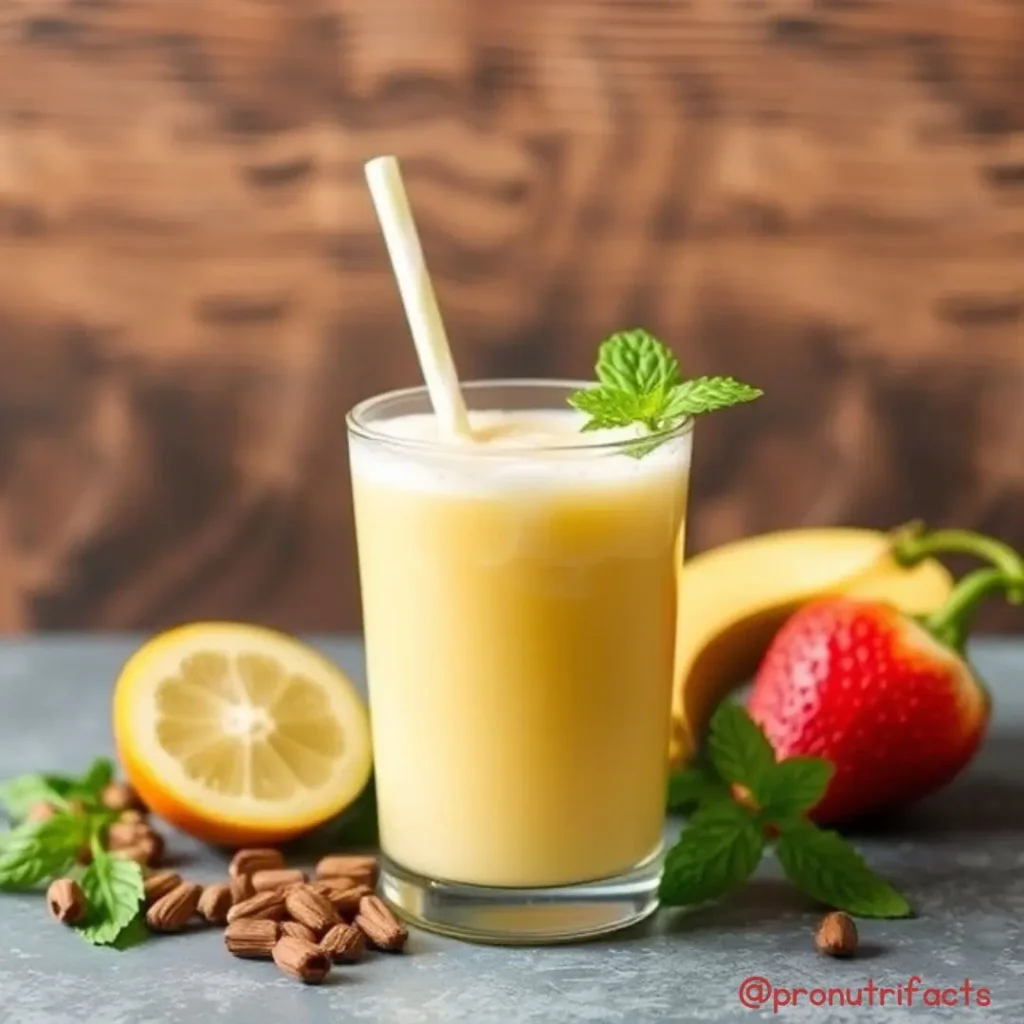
[669,528,954,766]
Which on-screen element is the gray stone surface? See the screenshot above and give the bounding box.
[0,636,1022,1023]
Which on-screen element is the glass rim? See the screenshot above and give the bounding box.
[346,378,694,456]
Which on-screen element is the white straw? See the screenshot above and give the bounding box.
[364,155,472,440]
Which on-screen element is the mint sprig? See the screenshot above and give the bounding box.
[661,702,912,919]
[0,760,146,948]
[0,757,115,822]
[569,329,761,445]
[0,814,89,890]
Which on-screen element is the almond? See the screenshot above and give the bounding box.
[272,936,331,984]
[112,832,164,868]
[252,868,306,893]
[101,781,145,813]
[106,820,152,849]
[229,871,255,904]
[198,883,233,925]
[815,911,858,957]
[143,871,182,906]
[315,854,378,883]
[281,921,318,943]
[225,918,279,959]
[314,882,373,917]
[27,802,56,823]
[141,832,166,867]
[285,885,339,935]
[146,882,202,933]
[47,878,86,925]
[226,890,287,924]
[320,922,365,963]
[354,895,407,952]
[229,848,285,879]
[313,875,354,893]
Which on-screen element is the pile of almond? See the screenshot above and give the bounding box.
[221,849,406,982]
[145,848,405,984]
[32,781,168,868]
[39,783,406,985]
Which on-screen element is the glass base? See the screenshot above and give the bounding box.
[379,852,662,946]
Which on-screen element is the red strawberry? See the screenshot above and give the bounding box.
[747,532,1023,825]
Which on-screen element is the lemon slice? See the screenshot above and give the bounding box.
[113,623,373,846]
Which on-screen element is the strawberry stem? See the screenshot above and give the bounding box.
[893,526,1024,604]
[923,567,1018,653]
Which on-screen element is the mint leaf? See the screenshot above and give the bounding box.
[760,757,834,818]
[0,774,69,821]
[775,819,912,919]
[0,813,88,890]
[567,328,761,452]
[76,852,145,946]
[595,329,682,395]
[1,760,116,822]
[662,377,763,418]
[660,801,764,906]
[71,759,115,804]
[666,768,728,812]
[109,914,150,950]
[706,702,776,796]
[567,387,641,430]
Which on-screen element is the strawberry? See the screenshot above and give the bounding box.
[747,527,1024,825]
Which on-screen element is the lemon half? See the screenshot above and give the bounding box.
[113,623,372,846]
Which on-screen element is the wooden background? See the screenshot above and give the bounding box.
[0,0,1021,633]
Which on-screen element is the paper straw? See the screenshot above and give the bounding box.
[364,155,472,440]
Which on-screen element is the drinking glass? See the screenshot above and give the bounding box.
[347,380,692,943]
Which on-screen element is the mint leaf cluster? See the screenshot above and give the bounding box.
[569,329,762,442]
[0,759,145,947]
[0,757,114,821]
[662,702,912,919]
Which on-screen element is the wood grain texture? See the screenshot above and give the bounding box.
[0,0,1021,632]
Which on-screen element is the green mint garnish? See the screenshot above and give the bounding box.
[661,702,912,920]
[569,329,762,448]
[660,799,765,906]
[0,759,146,947]
[75,845,146,946]
[0,757,115,822]
[0,814,89,891]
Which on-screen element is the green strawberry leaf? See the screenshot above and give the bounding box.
[760,757,834,819]
[75,852,146,946]
[0,813,88,890]
[706,702,777,796]
[659,801,764,906]
[0,774,69,821]
[774,819,913,919]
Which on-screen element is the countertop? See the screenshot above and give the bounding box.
[0,636,1022,1023]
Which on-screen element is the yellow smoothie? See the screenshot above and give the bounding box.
[350,406,691,888]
